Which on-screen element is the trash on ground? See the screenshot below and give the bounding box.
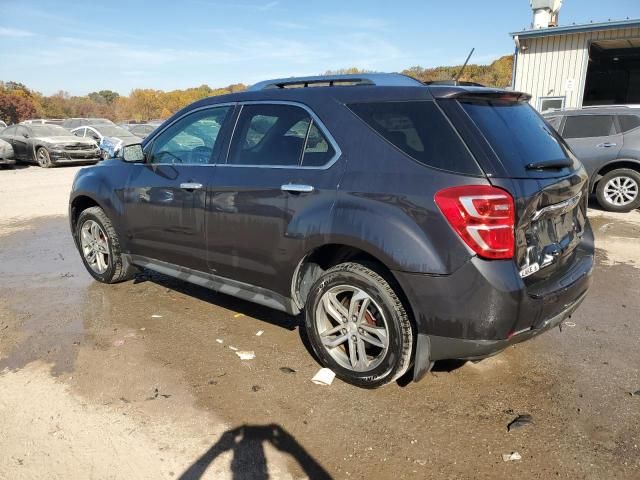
[113,339,125,347]
[233,313,244,318]
[502,452,522,462]
[146,387,172,401]
[151,314,162,318]
[215,338,223,344]
[311,368,336,385]
[236,351,255,360]
[251,385,262,392]
[256,330,264,336]
[279,367,296,374]
[508,413,533,432]
[228,346,238,351]
[630,390,640,396]
[140,327,146,331]
[562,321,576,327]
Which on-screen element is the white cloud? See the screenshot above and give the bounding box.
[0,27,35,37]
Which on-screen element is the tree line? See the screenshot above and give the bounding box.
[0,55,513,125]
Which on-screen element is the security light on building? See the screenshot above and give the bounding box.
[512,2,640,112]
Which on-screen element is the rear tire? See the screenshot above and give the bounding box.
[596,169,640,212]
[305,262,413,388]
[75,206,137,283]
[36,147,53,168]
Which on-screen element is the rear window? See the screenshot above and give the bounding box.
[460,100,574,177]
[619,114,640,133]
[348,101,481,175]
[563,115,616,139]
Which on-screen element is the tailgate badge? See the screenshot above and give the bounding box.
[520,262,540,278]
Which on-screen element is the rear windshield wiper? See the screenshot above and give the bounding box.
[526,159,572,170]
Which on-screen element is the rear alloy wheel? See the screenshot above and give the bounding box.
[596,169,640,213]
[36,147,53,168]
[305,262,413,388]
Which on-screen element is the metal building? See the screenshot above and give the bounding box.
[511,1,640,112]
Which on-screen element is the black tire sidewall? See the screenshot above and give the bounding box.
[596,169,640,213]
[305,266,409,388]
[76,210,116,283]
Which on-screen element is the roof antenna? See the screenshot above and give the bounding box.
[453,48,475,85]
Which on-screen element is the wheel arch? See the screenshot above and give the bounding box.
[70,194,103,232]
[590,159,640,192]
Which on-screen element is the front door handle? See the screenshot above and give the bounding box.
[281,184,314,193]
[180,182,203,190]
[596,142,617,148]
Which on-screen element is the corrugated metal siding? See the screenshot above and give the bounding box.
[514,26,640,110]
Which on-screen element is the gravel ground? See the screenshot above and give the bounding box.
[0,165,638,479]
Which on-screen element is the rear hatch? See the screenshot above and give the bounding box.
[434,88,590,291]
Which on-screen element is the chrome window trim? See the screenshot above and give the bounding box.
[221,100,342,170]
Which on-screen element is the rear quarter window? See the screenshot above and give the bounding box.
[619,114,640,133]
[348,101,482,175]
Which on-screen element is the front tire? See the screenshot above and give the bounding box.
[36,147,53,168]
[596,169,640,212]
[75,207,136,283]
[305,262,413,388]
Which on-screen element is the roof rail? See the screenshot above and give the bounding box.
[581,104,640,109]
[248,73,423,91]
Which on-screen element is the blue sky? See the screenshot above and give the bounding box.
[0,0,638,95]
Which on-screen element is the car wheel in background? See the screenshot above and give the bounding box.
[75,206,137,283]
[596,169,640,212]
[305,262,413,388]
[36,147,53,168]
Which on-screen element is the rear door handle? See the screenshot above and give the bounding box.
[281,184,314,193]
[180,182,203,190]
[596,142,617,148]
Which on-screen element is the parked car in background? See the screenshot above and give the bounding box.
[21,119,64,125]
[0,138,15,168]
[544,107,640,212]
[0,120,7,129]
[71,125,142,159]
[69,74,593,388]
[0,124,101,167]
[122,123,157,139]
[61,118,115,130]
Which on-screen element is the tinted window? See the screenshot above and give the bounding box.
[228,104,309,166]
[149,106,229,165]
[461,100,574,176]
[301,123,335,166]
[619,115,640,133]
[349,101,480,175]
[563,115,615,139]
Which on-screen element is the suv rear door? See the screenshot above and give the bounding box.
[206,102,344,296]
[560,114,622,178]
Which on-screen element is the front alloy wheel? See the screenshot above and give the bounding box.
[80,219,110,274]
[36,147,53,168]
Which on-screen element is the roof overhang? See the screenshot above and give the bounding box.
[510,18,640,39]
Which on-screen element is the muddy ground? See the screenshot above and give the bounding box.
[0,165,638,479]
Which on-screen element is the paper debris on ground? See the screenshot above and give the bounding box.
[502,452,522,462]
[233,313,244,318]
[311,368,336,386]
[215,339,223,344]
[236,351,255,360]
[151,314,162,318]
[256,330,264,336]
[228,346,238,351]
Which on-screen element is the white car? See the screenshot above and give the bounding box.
[71,125,142,160]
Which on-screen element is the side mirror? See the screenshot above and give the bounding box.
[121,144,145,163]
[23,133,29,138]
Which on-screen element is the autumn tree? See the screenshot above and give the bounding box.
[0,93,37,124]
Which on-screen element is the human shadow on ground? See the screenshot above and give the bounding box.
[178,424,332,480]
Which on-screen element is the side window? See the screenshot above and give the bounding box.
[228,104,310,166]
[301,122,336,167]
[149,106,230,165]
[563,115,616,139]
[86,129,100,141]
[349,100,481,175]
[545,116,562,131]
[73,128,84,137]
[619,115,640,133]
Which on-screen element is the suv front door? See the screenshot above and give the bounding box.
[124,105,233,271]
[561,114,622,177]
[207,102,343,296]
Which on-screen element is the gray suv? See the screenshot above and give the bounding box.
[544,107,640,212]
[70,74,593,388]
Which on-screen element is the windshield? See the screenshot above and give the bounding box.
[460,100,579,178]
[30,125,71,137]
[95,126,135,137]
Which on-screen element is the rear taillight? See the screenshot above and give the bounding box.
[435,185,515,260]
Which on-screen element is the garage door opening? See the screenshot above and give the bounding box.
[583,39,640,106]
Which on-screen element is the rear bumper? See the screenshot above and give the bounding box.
[393,223,594,381]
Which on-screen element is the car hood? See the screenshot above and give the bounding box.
[37,136,98,146]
